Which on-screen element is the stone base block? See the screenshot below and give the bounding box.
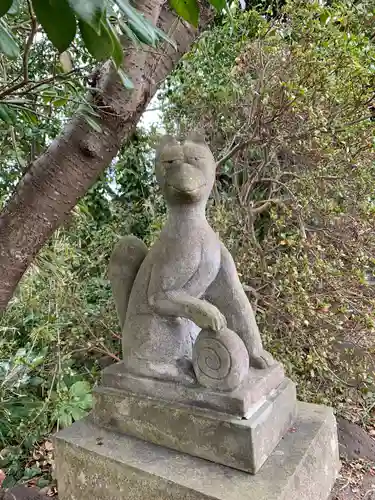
[91,378,296,473]
[101,361,285,417]
[54,402,340,500]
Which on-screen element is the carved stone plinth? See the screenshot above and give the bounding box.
[54,403,340,500]
[101,361,285,417]
[91,377,296,474]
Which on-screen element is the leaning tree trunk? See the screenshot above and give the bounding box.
[0,3,212,312]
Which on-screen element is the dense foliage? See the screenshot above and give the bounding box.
[161,0,375,420]
[0,128,165,487]
[0,0,222,82]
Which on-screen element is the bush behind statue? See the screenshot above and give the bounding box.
[161,0,375,424]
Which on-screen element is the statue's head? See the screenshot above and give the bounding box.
[155,133,216,206]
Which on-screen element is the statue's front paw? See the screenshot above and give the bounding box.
[249,350,275,369]
[190,301,227,332]
[209,307,227,332]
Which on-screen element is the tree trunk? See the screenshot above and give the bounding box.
[0,3,213,312]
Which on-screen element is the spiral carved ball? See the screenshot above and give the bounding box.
[192,327,249,392]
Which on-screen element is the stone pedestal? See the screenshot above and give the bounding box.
[101,361,286,417]
[54,357,340,499]
[54,403,340,500]
[91,378,296,473]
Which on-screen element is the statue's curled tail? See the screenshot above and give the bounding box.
[108,236,148,330]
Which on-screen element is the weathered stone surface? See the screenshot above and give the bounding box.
[91,378,296,473]
[54,402,340,500]
[101,360,285,417]
[192,327,250,391]
[108,134,275,391]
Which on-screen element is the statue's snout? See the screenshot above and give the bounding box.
[165,163,207,202]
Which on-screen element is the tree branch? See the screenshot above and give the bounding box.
[250,198,286,215]
[23,0,36,81]
[0,2,37,100]
[0,2,214,312]
[216,139,252,169]
[216,131,263,169]
[16,66,88,96]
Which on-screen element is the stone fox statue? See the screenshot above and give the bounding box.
[109,134,274,386]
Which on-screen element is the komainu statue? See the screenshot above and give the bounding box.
[108,133,274,392]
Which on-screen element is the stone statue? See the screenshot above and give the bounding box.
[55,136,339,500]
[109,133,274,392]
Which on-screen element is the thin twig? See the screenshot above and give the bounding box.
[23,0,36,82]
[333,115,373,133]
[16,66,88,96]
[364,488,375,500]
[261,176,307,239]
[10,127,24,172]
[251,198,285,215]
[216,135,259,169]
[247,209,267,271]
[312,347,358,388]
[0,2,37,100]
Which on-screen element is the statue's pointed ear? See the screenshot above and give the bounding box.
[186,130,206,144]
[155,135,179,161]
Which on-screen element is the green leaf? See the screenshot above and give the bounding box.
[28,376,44,386]
[41,89,57,104]
[207,0,226,13]
[126,18,156,46]
[7,0,22,15]
[154,25,177,50]
[31,0,77,53]
[21,109,38,125]
[67,0,105,32]
[79,18,113,61]
[78,393,93,410]
[70,406,88,421]
[5,103,17,121]
[106,20,123,68]
[69,380,91,398]
[52,97,69,107]
[319,11,331,26]
[0,0,13,17]
[37,478,50,489]
[118,68,134,89]
[58,410,73,429]
[0,19,19,58]
[0,103,15,124]
[118,19,142,47]
[84,111,102,129]
[169,0,199,27]
[116,0,157,46]
[0,105,11,123]
[2,475,16,489]
[23,467,42,480]
[82,102,101,117]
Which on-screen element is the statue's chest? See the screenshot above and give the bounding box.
[198,232,221,278]
[162,224,219,261]
[159,227,221,295]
